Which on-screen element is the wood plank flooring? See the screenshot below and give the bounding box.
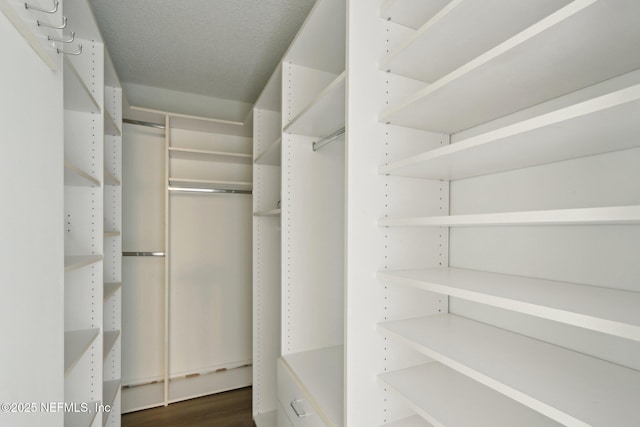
[122,387,254,427]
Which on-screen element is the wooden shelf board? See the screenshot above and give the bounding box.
[379,314,640,426]
[103,330,120,360]
[379,267,640,341]
[381,1,640,133]
[64,328,100,375]
[104,282,121,301]
[381,1,570,83]
[379,206,640,227]
[379,363,560,427]
[380,84,640,180]
[64,255,103,273]
[65,161,101,187]
[254,137,282,166]
[253,209,281,217]
[380,0,449,29]
[169,147,252,164]
[64,401,99,427]
[282,345,343,427]
[169,178,252,192]
[63,57,100,114]
[284,72,345,138]
[104,169,121,186]
[104,109,121,137]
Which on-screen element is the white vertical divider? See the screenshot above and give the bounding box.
[163,114,171,406]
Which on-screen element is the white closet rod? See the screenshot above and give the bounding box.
[313,127,345,151]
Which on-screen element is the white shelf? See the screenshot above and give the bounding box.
[379,267,640,341]
[379,363,559,427]
[64,161,101,187]
[104,231,121,238]
[380,0,449,29]
[168,178,252,192]
[104,110,121,137]
[63,57,100,114]
[379,84,640,180]
[103,330,120,359]
[64,255,103,273]
[104,169,121,186]
[383,416,434,427]
[254,137,282,166]
[169,147,252,164]
[131,106,251,136]
[379,314,640,426]
[380,1,640,133]
[64,328,100,375]
[379,206,640,227]
[282,345,343,427]
[64,402,98,427]
[253,209,281,217]
[283,72,345,138]
[381,1,569,83]
[103,379,120,425]
[254,410,277,427]
[104,282,121,301]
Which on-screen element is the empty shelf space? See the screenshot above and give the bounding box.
[64,328,100,375]
[103,379,120,411]
[104,231,121,238]
[282,345,343,427]
[381,1,570,83]
[379,83,640,180]
[380,363,559,427]
[63,58,100,114]
[284,72,345,138]
[380,0,449,29]
[253,209,281,217]
[254,137,282,165]
[379,206,640,227]
[381,0,640,133]
[169,178,252,192]
[65,161,100,187]
[379,267,640,341]
[104,282,121,301]
[64,402,98,427]
[104,169,121,186]
[64,255,103,273]
[168,147,252,164]
[103,330,120,359]
[104,110,121,136]
[379,314,640,426]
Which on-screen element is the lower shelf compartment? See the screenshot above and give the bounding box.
[379,363,559,427]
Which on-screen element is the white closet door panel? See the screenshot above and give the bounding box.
[122,123,165,250]
[121,258,165,383]
[169,193,252,374]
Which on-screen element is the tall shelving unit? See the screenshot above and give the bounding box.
[344,0,640,426]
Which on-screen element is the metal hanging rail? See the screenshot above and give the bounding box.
[313,127,345,152]
[168,186,252,195]
[123,118,166,129]
[122,252,165,257]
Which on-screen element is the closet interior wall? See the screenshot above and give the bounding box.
[121,110,254,412]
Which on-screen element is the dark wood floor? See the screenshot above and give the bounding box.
[122,387,254,427]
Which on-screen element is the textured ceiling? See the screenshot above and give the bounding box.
[89,0,316,104]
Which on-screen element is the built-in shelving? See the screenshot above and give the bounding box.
[283,72,345,138]
[281,346,343,427]
[168,147,252,164]
[379,314,640,426]
[379,267,640,341]
[104,231,121,238]
[104,282,121,301]
[381,1,570,83]
[380,83,640,180]
[383,416,434,427]
[254,137,281,166]
[379,363,560,427]
[63,57,100,114]
[104,110,121,137]
[103,379,120,425]
[64,255,103,273]
[64,402,99,427]
[168,178,252,192]
[131,106,251,136]
[380,0,640,133]
[103,330,120,360]
[380,0,449,29]
[253,209,281,217]
[64,328,100,375]
[104,169,121,186]
[65,160,101,187]
[379,206,640,227]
